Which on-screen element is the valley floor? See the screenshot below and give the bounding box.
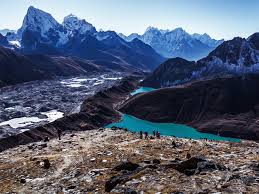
[0,129,258,193]
[0,72,123,138]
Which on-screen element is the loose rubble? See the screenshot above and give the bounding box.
[0,72,123,138]
[0,128,258,193]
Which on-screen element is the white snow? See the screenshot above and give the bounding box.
[192,33,224,47]
[17,6,69,46]
[119,26,223,59]
[41,110,64,123]
[61,76,122,88]
[96,34,110,41]
[18,6,60,37]
[9,40,21,47]
[0,117,45,128]
[0,110,64,129]
[63,14,96,34]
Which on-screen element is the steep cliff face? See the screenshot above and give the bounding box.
[120,74,259,140]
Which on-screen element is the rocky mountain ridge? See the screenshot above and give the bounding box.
[119,27,224,60]
[5,6,164,71]
[142,32,259,88]
[0,46,108,87]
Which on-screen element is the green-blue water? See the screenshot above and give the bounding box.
[131,87,156,95]
[106,114,240,142]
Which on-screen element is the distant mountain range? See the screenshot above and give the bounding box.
[142,33,259,88]
[0,29,15,36]
[1,6,257,88]
[2,6,164,72]
[119,27,224,60]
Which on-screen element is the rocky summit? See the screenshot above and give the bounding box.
[0,128,258,193]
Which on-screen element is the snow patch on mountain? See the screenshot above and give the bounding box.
[192,33,224,48]
[0,29,16,36]
[63,14,96,35]
[15,6,69,46]
[119,27,224,60]
[9,40,21,47]
[18,6,64,38]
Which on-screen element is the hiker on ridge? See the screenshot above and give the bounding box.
[57,129,62,140]
[144,132,148,139]
[156,131,161,139]
[140,131,143,139]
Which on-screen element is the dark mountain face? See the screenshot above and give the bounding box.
[0,34,9,46]
[127,38,165,70]
[121,74,259,140]
[61,30,164,71]
[21,28,62,55]
[0,46,107,88]
[248,32,259,50]
[142,33,259,88]
[142,58,204,88]
[202,37,256,66]
[27,54,104,77]
[97,34,165,70]
[0,47,49,86]
[0,33,17,49]
[63,34,113,60]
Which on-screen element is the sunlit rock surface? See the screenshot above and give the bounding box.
[0,128,258,193]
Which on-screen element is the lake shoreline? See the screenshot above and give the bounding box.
[106,113,240,142]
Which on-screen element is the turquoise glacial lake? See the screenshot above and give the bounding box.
[130,87,156,95]
[106,114,240,142]
[107,87,240,142]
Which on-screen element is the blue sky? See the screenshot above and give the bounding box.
[0,0,258,39]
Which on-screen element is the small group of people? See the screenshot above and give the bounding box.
[139,130,161,139]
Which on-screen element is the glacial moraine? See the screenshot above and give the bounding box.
[0,72,123,138]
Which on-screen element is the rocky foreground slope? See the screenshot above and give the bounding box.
[121,74,259,141]
[0,128,258,193]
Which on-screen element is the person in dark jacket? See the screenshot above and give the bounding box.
[140,131,143,139]
[57,129,62,140]
[144,132,148,139]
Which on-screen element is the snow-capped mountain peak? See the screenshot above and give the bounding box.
[167,27,190,40]
[18,6,63,37]
[15,6,70,48]
[192,33,224,48]
[119,27,224,60]
[145,26,169,34]
[63,14,96,34]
